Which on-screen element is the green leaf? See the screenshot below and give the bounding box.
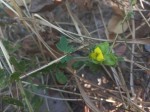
[56,36,74,53]
[10,72,20,82]
[32,62,67,77]
[2,96,23,106]
[31,96,43,111]
[103,54,117,66]
[98,42,110,54]
[2,40,20,53]
[0,69,9,88]
[72,61,84,69]
[31,84,39,92]
[10,57,26,72]
[60,55,72,63]
[55,62,67,68]
[89,42,120,66]
[56,71,68,84]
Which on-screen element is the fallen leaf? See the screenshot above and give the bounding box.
[107,15,128,34]
[111,6,124,16]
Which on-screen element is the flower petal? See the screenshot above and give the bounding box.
[94,47,102,54]
[90,52,97,60]
[97,54,104,61]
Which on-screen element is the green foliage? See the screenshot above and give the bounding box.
[9,57,28,81]
[25,88,43,111]
[60,55,73,63]
[91,42,118,66]
[10,72,21,82]
[0,69,10,88]
[55,71,68,84]
[10,57,26,72]
[31,96,43,111]
[2,96,23,107]
[103,53,117,66]
[2,40,20,54]
[97,42,110,54]
[56,36,74,53]
[40,62,67,74]
[131,0,137,5]
[0,33,123,112]
[30,84,39,92]
[72,61,85,70]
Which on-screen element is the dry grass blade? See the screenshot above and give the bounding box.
[136,6,150,27]
[66,0,84,41]
[109,38,150,44]
[35,14,150,46]
[128,2,136,98]
[34,14,82,43]
[20,55,67,79]
[0,0,19,16]
[97,1,109,39]
[110,67,128,108]
[66,0,91,38]
[124,58,150,71]
[0,28,15,73]
[123,38,150,44]
[126,17,150,38]
[21,0,31,16]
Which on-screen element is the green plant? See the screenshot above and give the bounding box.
[51,36,122,86]
[56,36,75,54]
[57,37,120,68]
[89,42,119,66]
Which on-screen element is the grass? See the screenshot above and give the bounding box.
[0,0,150,112]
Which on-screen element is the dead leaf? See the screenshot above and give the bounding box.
[111,6,124,17]
[29,0,62,13]
[107,15,128,34]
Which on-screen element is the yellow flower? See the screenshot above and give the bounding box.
[94,47,102,54]
[97,54,104,61]
[90,52,97,60]
[90,47,104,62]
